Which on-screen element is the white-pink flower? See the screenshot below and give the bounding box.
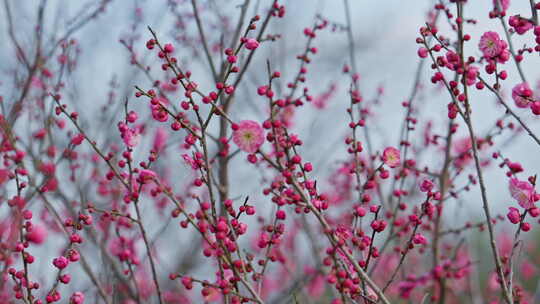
[382,147,400,168]
[232,120,264,153]
[509,178,535,209]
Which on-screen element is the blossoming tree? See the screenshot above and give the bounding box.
[1,0,540,303]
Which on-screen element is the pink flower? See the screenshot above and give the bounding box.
[163,291,190,303]
[58,54,68,65]
[304,267,325,298]
[496,49,510,64]
[122,128,141,148]
[487,272,500,291]
[127,111,138,123]
[465,66,479,86]
[478,31,506,58]
[39,162,56,176]
[419,178,434,192]
[150,98,169,122]
[31,77,45,89]
[507,207,521,224]
[244,38,259,50]
[313,83,337,109]
[26,224,48,244]
[232,120,264,153]
[161,82,178,92]
[8,196,26,209]
[521,260,537,280]
[453,137,472,155]
[417,47,428,58]
[109,237,137,263]
[71,133,84,146]
[509,15,533,35]
[0,168,9,185]
[153,127,168,152]
[135,271,157,300]
[509,178,535,209]
[70,292,85,304]
[382,147,400,168]
[397,280,418,299]
[512,83,533,108]
[139,169,157,183]
[181,276,193,289]
[182,154,199,170]
[452,137,473,168]
[413,233,427,245]
[53,256,69,269]
[163,43,174,53]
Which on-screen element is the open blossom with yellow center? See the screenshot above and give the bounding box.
[382,147,400,168]
[232,120,264,153]
[478,31,506,58]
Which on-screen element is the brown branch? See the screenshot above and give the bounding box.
[456,3,511,302]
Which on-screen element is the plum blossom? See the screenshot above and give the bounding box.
[182,154,199,170]
[122,128,141,147]
[153,127,168,152]
[478,31,506,58]
[26,224,48,244]
[39,162,56,176]
[509,178,535,209]
[244,38,259,50]
[150,97,169,122]
[136,271,157,300]
[507,207,521,224]
[139,169,157,184]
[71,133,84,146]
[0,168,9,185]
[382,147,400,168]
[413,233,427,245]
[465,66,479,86]
[53,256,69,269]
[521,260,537,280]
[31,76,45,89]
[419,178,434,192]
[70,292,85,304]
[452,137,473,168]
[232,120,264,153]
[304,267,325,298]
[313,83,337,109]
[8,196,26,209]
[109,237,138,264]
[512,83,533,108]
[509,15,533,35]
